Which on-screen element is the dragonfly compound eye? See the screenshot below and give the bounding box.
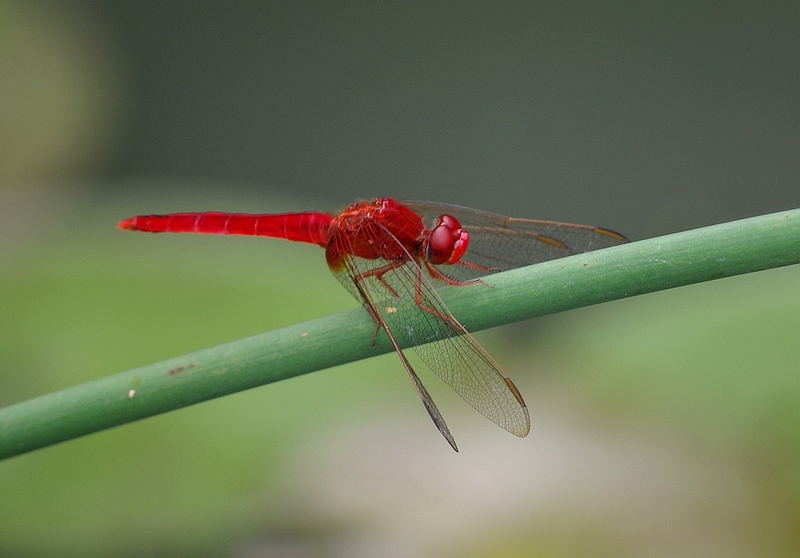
[427,214,469,265]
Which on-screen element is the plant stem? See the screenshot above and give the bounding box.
[1,208,798,460]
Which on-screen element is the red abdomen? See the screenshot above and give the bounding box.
[118,211,334,247]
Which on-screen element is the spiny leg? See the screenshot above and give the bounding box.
[352,259,406,344]
[353,259,405,297]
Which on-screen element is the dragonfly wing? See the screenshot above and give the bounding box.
[387,259,530,436]
[327,237,458,450]
[403,200,628,282]
[328,227,530,438]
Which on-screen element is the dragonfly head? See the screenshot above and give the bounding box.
[426,214,469,265]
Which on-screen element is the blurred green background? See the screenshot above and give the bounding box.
[1,2,798,557]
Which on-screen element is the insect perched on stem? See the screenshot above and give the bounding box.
[120,197,627,451]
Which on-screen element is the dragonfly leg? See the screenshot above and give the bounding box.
[360,298,383,346]
[457,259,500,273]
[423,260,493,288]
[411,265,466,331]
[353,259,405,297]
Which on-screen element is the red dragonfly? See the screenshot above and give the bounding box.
[119,198,626,451]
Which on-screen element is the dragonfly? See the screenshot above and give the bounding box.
[118,197,627,451]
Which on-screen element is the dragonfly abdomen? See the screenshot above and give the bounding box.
[118,211,334,247]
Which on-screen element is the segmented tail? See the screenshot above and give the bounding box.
[118,211,334,247]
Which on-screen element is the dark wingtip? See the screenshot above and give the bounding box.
[594,227,629,242]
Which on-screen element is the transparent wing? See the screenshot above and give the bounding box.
[403,200,628,282]
[326,226,530,438]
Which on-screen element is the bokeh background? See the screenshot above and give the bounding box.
[1,2,798,556]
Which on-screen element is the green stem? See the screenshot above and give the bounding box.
[1,209,798,460]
